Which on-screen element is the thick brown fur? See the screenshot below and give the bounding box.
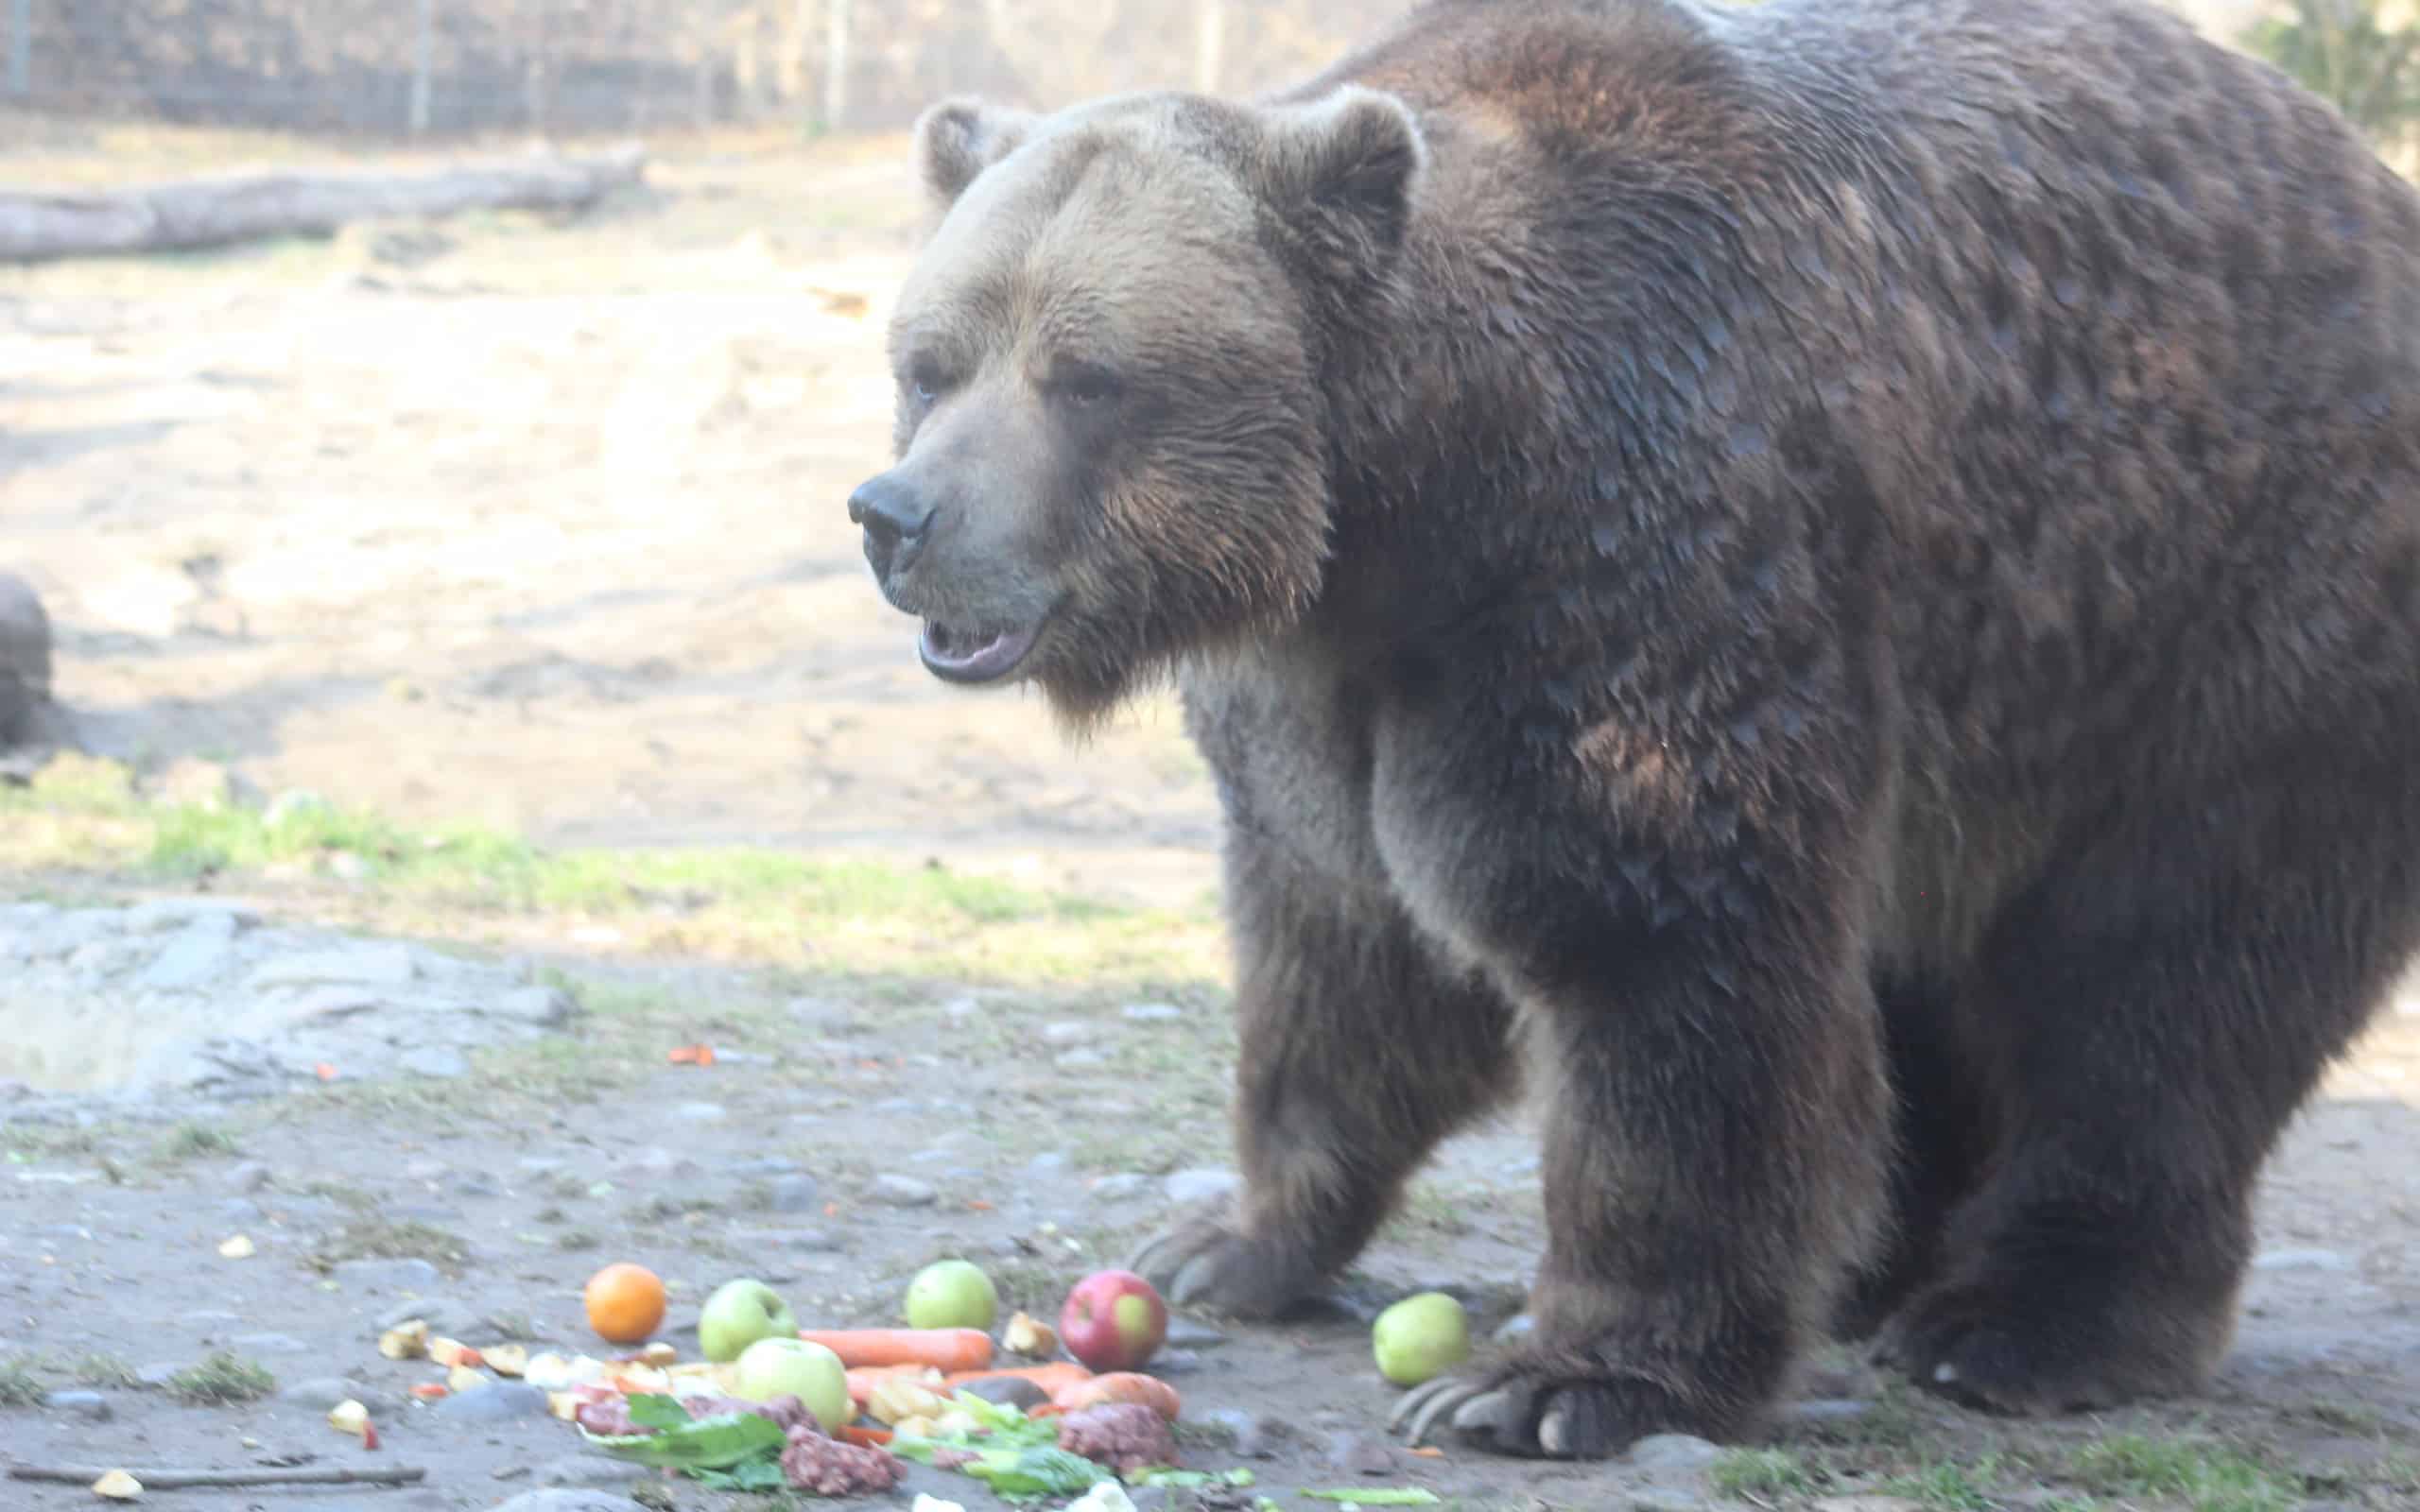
[850,0,2420,1459]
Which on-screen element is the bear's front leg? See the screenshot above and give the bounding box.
[1374,690,1893,1457]
[1131,831,1522,1317]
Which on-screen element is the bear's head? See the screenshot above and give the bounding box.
[847,86,1427,726]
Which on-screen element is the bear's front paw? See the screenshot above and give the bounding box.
[1880,1279,2208,1416]
[1125,1199,1322,1319]
[1386,1353,1697,1460]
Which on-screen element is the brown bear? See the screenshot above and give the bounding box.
[845,0,2420,1460]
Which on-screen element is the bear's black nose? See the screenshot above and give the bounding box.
[848,473,934,578]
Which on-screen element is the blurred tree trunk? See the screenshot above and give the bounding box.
[822,0,850,129]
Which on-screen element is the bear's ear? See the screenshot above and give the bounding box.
[914,97,1039,207]
[1251,86,1426,253]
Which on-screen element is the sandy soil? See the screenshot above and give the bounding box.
[3,127,2418,1512]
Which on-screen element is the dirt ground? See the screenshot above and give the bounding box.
[3,123,2419,1512]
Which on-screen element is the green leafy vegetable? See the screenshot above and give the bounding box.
[1131,1467,1256,1488]
[582,1407,788,1469]
[625,1393,694,1431]
[966,1446,1116,1498]
[1300,1490,1443,1506]
[688,1458,791,1491]
[947,1389,1059,1448]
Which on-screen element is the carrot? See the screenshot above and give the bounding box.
[835,1424,893,1448]
[1052,1371,1182,1420]
[942,1362,1095,1396]
[797,1329,994,1372]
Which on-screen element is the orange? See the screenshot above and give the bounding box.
[583,1262,667,1345]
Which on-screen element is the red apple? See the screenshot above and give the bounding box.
[1059,1268,1169,1371]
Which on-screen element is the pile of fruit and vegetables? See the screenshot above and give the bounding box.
[368,1256,1269,1504]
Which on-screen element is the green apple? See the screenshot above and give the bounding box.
[903,1258,1000,1331]
[1371,1291,1471,1387]
[734,1336,850,1431]
[698,1277,799,1364]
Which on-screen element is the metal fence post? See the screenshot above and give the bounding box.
[9,0,30,99]
[409,0,434,134]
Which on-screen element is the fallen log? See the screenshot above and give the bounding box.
[0,144,648,264]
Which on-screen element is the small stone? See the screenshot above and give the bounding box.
[1164,1317,1228,1349]
[1812,1499,1929,1512]
[492,1493,650,1512]
[454,1174,502,1198]
[135,1362,187,1388]
[1090,1173,1150,1201]
[1120,1002,1183,1022]
[43,1388,112,1421]
[871,1174,937,1207]
[1630,1434,1726,1470]
[1025,1152,1070,1176]
[1626,1493,1713,1512]
[519,1157,567,1174]
[1789,1398,1872,1429]
[490,986,578,1025]
[330,1257,442,1291]
[766,1174,821,1213]
[1164,1167,1241,1205]
[226,1160,272,1193]
[401,1046,470,1079]
[2252,1247,2352,1271]
[281,1377,389,1413]
[1323,1430,1395,1475]
[219,1197,265,1224]
[1042,1021,1090,1043]
[377,1297,470,1332]
[230,1332,308,1354]
[434,1381,550,1422]
[1055,1047,1109,1068]
[327,850,372,882]
[1493,1312,1536,1345]
[1204,1407,1277,1458]
[264,789,333,825]
[536,1456,648,1487]
[730,1157,802,1176]
[671,1102,726,1123]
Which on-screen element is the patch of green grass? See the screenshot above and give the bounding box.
[164,1351,274,1405]
[1,757,1226,989]
[2070,1433,2297,1512]
[629,1194,718,1224]
[0,1356,43,1407]
[1711,1447,1819,1499]
[158,1121,240,1159]
[555,1228,602,1252]
[72,1352,140,1389]
[1884,1452,2008,1510]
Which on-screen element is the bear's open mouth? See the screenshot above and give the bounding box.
[919,616,1045,685]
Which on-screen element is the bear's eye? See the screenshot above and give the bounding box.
[907,357,954,406]
[1055,363,1118,408]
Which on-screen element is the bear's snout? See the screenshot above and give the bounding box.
[847,471,935,581]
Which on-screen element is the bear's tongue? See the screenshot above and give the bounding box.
[919,618,1041,685]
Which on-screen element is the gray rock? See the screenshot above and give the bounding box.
[1810,1499,1928,1512]
[730,1156,803,1176]
[433,1381,550,1422]
[280,1376,389,1413]
[536,1456,648,1487]
[43,1388,112,1421]
[1630,1433,1726,1471]
[135,1361,187,1388]
[401,1046,470,1078]
[454,1174,502,1198]
[1164,1167,1241,1205]
[1025,1151,1070,1176]
[490,986,577,1025]
[330,1257,442,1291]
[767,1174,821,1213]
[871,1173,937,1207]
[1055,1047,1109,1069]
[2252,1246,2353,1271]
[230,1332,309,1354]
[491,1493,649,1512]
[1091,1173,1150,1201]
[251,944,418,988]
[1042,1021,1090,1043]
[218,1197,265,1224]
[672,1101,726,1123]
[141,913,242,990]
[227,1160,273,1193]
[1626,1493,1714,1512]
[1121,1002,1184,1022]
